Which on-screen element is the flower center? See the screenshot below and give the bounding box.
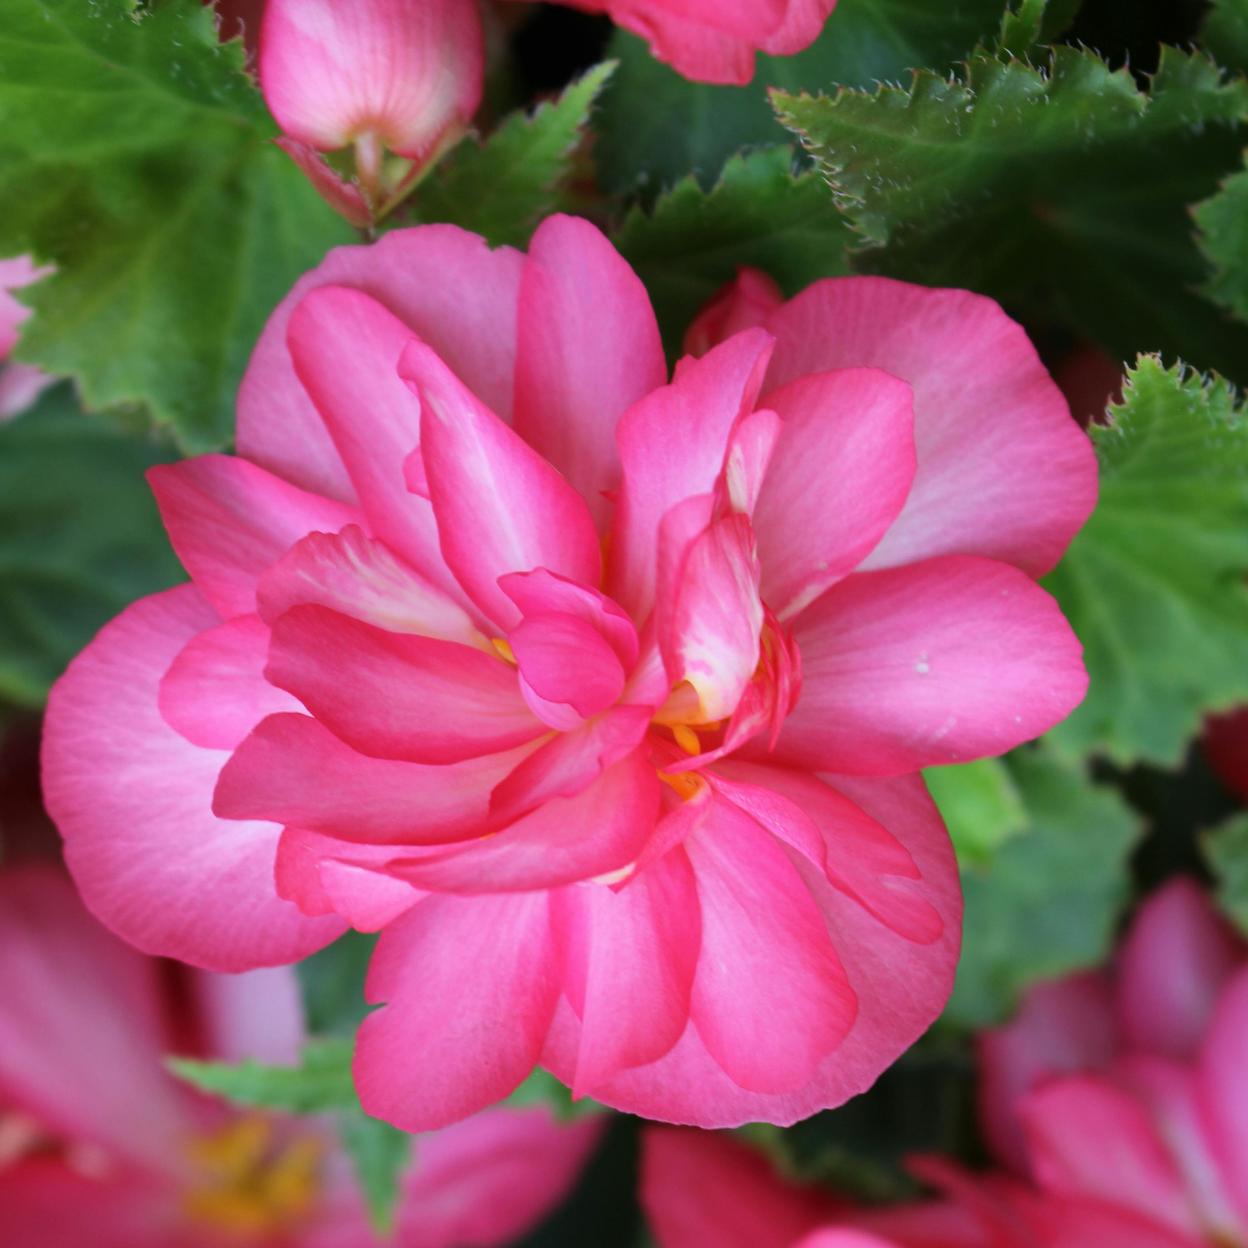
[183,1115,321,1238]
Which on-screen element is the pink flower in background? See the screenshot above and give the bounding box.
[1202,707,1248,804]
[508,0,840,84]
[0,864,598,1248]
[44,216,1094,1132]
[979,878,1248,1245]
[259,0,483,226]
[0,256,54,419]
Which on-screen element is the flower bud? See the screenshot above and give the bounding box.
[260,0,484,225]
[682,266,783,358]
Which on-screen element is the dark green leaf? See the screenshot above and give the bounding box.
[1195,159,1248,324]
[924,758,1028,866]
[1201,0,1248,72]
[168,1038,357,1113]
[505,1067,605,1122]
[945,747,1141,1027]
[413,62,615,247]
[1203,813,1248,937]
[613,147,851,353]
[595,0,1007,196]
[996,0,1082,55]
[296,930,378,1038]
[0,383,182,707]
[774,47,1248,382]
[336,1106,412,1236]
[1045,357,1248,765]
[0,0,354,448]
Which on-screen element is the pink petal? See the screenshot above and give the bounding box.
[273,136,372,228]
[763,276,1097,576]
[686,798,857,1093]
[190,964,305,1066]
[355,892,559,1130]
[1117,877,1244,1062]
[642,1128,837,1248]
[1202,706,1248,803]
[237,224,524,502]
[546,772,959,1126]
[977,971,1117,1173]
[761,0,839,54]
[215,713,531,844]
[753,368,916,619]
[1198,966,1248,1230]
[147,454,359,619]
[510,612,627,722]
[158,614,299,750]
[399,339,603,629]
[683,267,784,358]
[553,847,701,1093]
[42,586,344,971]
[265,605,539,763]
[772,555,1087,775]
[0,255,49,358]
[605,3,761,85]
[1020,1075,1198,1236]
[610,328,774,617]
[257,523,483,646]
[0,361,53,420]
[388,748,660,893]
[285,285,476,607]
[395,1109,603,1248]
[0,867,191,1178]
[259,0,482,158]
[514,215,666,530]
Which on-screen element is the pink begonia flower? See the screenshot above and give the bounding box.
[979,877,1248,1246]
[43,220,1095,1132]
[0,256,54,420]
[502,0,838,85]
[0,863,599,1248]
[640,1127,1206,1248]
[259,0,483,226]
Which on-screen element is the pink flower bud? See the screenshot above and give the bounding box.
[260,0,483,223]
[683,266,783,357]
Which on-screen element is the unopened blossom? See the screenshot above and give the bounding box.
[0,256,53,419]
[260,0,483,226]
[0,864,599,1247]
[979,878,1248,1245]
[503,0,839,85]
[44,217,1094,1132]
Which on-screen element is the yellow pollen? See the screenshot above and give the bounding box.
[672,723,701,755]
[183,1115,321,1237]
[491,636,516,664]
[659,769,705,801]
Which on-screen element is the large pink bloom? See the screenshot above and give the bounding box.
[43,218,1095,1131]
[0,863,598,1248]
[979,878,1248,1245]
[0,255,53,419]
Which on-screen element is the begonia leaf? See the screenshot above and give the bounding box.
[613,147,851,354]
[0,383,182,708]
[924,759,1028,867]
[296,930,378,1038]
[0,0,355,449]
[945,747,1141,1027]
[1195,159,1248,324]
[994,0,1083,55]
[774,47,1248,382]
[412,61,616,247]
[505,1067,605,1122]
[595,0,1008,196]
[1203,813,1248,937]
[337,1106,413,1235]
[1045,357,1248,766]
[1201,0,1248,71]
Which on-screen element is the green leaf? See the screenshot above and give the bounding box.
[945,747,1141,1027]
[613,147,851,354]
[0,0,355,449]
[1044,357,1248,765]
[0,383,183,707]
[774,47,1248,382]
[413,62,615,247]
[504,1067,605,1122]
[996,0,1082,55]
[1195,160,1248,324]
[1201,0,1248,72]
[924,758,1028,866]
[595,0,1007,196]
[336,1106,412,1236]
[1203,813,1248,937]
[296,931,378,1038]
[168,1038,357,1113]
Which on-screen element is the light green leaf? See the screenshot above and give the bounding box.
[945,747,1141,1027]
[337,1107,412,1236]
[595,0,1008,196]
[1045,357,1248,765]
[924,758,1028,866]
[0,0,355,449]
[1203,813,1248,937]
[0,383,183,707]
[613,147,851,354]
[1201,0,1248,72]
[168,1038,357,1113]
[774,47,1248,382]
[413,62,615,247]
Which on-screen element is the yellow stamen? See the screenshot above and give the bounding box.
[659,770,705,801]
[672,723,701,755]
[491,636,516,664]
